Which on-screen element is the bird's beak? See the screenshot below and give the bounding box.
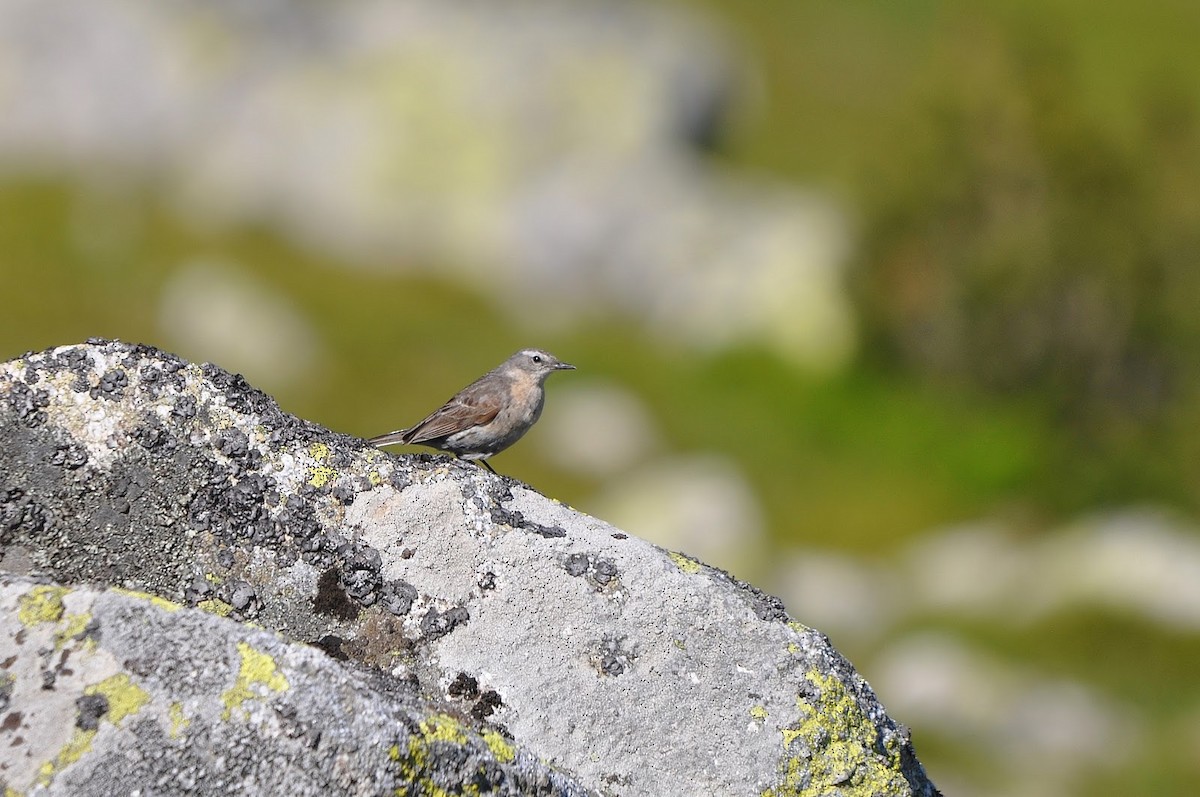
[556,361,577,370]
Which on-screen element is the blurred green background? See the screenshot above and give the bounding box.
[3,1,1200,795]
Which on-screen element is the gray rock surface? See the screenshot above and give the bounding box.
[0,575,593,796]
[0,340,939,796]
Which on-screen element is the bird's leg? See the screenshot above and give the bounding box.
[453,453,498,475]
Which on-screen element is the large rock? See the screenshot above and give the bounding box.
[0,340,939,796]
[1,575,592,795]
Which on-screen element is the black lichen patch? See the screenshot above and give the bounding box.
[186,456,282,547]
[49,443,88,471]
[562,553,620,590]
[331,483,357,505]
[196,359,343,453]
[484,482,567,538]
[379,579,418,617]
[132,420,174,451]
[78,619,102,648]
[336,542,383,607]
[50,347,96,389]
[41,647,76,691]
[285,495,327,560]
[488,503,523,528]
[470,690,503,722]
[229,475,276,542]
[183,574,215,606]
[590,634,637,677]
[313,634,348,661]
[12,343,146,401]
[564,553,590,577]
[215,427,250,461]
[4,381,50,428]
[90,368,128,401]
[171,394,198,421]
[420,606,469,640]
[493,504,566,539]
[222,578,262,619]
[313,567,359,621]
[200,363,276,418]
[75,693,109,731]
[447,672,479,700]
[106,470,148,517]
[385,469,411,492]
[708,564,790,623]
[431,673,504,725]
[592,558,619,585]
[0,488,47,541]
[185,459,235,533]
[136,360,186,399]
[526,520,566,539]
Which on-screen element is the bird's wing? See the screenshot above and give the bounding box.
[403,384,502,444]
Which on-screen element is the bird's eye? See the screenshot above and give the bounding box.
[532,354,542,363]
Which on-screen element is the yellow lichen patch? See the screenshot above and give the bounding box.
[307,442,336,486]
[393,714,483,797]
[764,671,909,797]
[37,728,96,787]
[52,612,93,650]
[787,620,811,635]
[28,668,148,787]
[308,464,336,488]
[87,674,151,726]
[368,470,384,486]
[197,598,234,617]
[481,729,515,763]
[750,705,769,721]
[221,642,290,720]
[111,587,181,612]
[18,585,68,626]
[168,702,191,739]
[667,551,702,574]
[418,714,469,745]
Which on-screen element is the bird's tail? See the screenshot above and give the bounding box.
[367,429,410,447]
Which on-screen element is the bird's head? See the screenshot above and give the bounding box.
[508,348,576,381]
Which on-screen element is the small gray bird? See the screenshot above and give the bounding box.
[368,348,575,473]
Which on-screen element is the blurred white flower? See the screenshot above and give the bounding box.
[590,454,764,576]
[158,259,324,394]
[536,381,659,477]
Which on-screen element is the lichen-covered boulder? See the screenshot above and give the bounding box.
[0,576,593,795]
[0,340,939,796]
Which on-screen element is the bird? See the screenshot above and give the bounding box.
[367,348,575,473]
